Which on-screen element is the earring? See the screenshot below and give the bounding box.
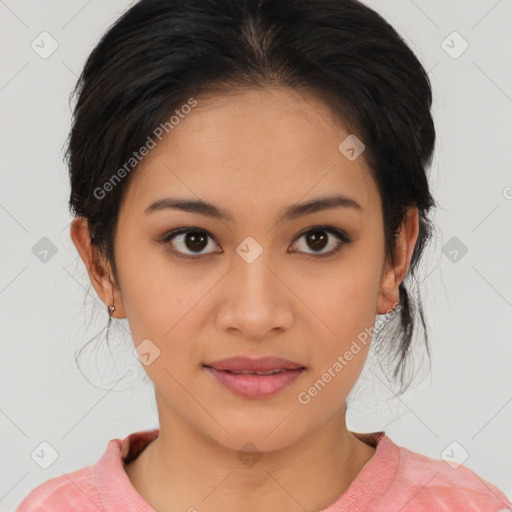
[107,305,115,316]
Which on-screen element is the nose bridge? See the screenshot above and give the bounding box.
[232,235,277,299]
[220,244,291,339]
[213,233,298,339]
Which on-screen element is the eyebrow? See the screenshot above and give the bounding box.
[144,194,362,222]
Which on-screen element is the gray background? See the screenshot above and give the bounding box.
[1,0,511,510]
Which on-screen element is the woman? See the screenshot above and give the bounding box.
[16,0,511,510]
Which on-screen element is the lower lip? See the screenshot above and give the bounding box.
[205,367,305,398]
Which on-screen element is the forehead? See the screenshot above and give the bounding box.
[120,87,380,222]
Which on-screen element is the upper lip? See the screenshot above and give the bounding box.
[204,356,305,372]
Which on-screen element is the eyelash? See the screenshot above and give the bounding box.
[159,225,352,260]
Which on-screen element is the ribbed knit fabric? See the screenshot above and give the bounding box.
[15,428,512,512]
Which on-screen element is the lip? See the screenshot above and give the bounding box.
[204,366,305,399]
[204,356,305,372]
[203,356,306,399]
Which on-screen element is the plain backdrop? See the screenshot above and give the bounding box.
[1,0,511,510]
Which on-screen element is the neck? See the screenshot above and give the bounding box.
[125,403,376,512]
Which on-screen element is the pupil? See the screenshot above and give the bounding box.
[185,232,207,252]
[308,231,327,251]
[182,230,329,253]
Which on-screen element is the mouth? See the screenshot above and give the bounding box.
[203,365,306,398]
[203,367,305,375]
[203,355,306,373]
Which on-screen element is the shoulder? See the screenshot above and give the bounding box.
[387,440,512,511]
[14,465,101,512]
[14,429,159,512]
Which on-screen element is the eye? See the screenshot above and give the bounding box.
[289,225,351,258]
[160,225,352,260]
[161,228,221,259]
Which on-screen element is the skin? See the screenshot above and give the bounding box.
[70,86,419,512]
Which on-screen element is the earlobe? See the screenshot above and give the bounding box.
[69,217,126,318]
[376,272,400,316]
[376,207,419,315]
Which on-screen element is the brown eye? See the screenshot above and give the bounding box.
[162,228,220,258]
[181,231,209,252]
[161,225,351,261]
[304,230,329,251]
[291,226,351,258]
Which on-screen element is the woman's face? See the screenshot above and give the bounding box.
[80,86,415,452]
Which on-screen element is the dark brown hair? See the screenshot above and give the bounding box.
[66,0,437,394]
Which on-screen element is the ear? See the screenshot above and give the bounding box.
[69,217,126,318]
[376,206,419,315]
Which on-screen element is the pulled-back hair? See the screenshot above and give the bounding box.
[66,0,437,394]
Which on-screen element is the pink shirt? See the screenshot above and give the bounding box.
[15,428,511,512]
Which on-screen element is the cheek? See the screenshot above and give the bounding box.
[116,250,218,383]
[290,261,381,396]
[295,256,381,339]
[114,239,189,343]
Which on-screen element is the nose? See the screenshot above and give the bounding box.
[215,248,295,341]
